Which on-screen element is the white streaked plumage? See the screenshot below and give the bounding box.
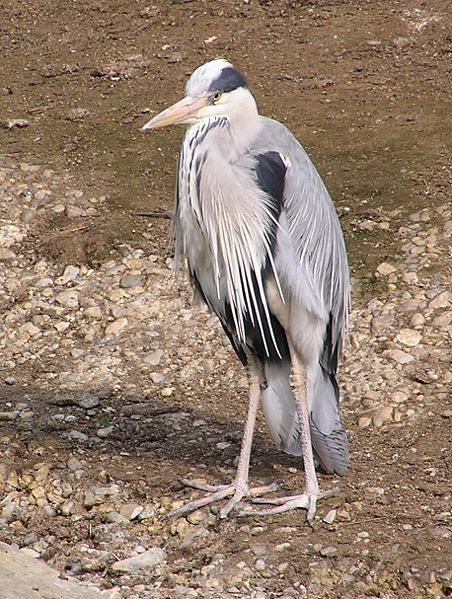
[142,58,350,522]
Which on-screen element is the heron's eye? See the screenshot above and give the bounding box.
[212,92,222,104]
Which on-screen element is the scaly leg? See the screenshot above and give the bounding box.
[163,358,281,520]
[242,338,341,524]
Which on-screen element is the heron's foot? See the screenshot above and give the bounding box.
[240,484,344,525]
[162,478,283,520]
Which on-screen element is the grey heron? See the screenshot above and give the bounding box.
[142,59,349,523]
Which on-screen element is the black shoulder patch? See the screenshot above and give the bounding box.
[208,67,247,93]
[255,152,286,212]
[254,151,286,251]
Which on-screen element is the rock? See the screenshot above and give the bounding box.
[376,262,397,276]
[373,406,394,427]
[78,394,100,409]
[0,225,25,247]
[144,349,164,366]
[410,313,425,328]
[85,306,102,319]
[319,546,338,557]
[55,290,79,308]
[61,265,80,284]
[105,318,128,336]
[150,372,165,384]
[65,108,92,122]
[68,430,88,442]
[429,291,450,310]
[119,504,144,521]
[119,274,144,288]
[323,509,337,524]
[358,415,372,429]
[3,118,29,129]
[396,329,422,347]
[97,426,114,438]
[111,547,166,573]
[387,349,415,364]
[0,542,118,598]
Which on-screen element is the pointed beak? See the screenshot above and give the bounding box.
[141,95,207,131]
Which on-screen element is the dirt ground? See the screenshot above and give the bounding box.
[0,0,451,597]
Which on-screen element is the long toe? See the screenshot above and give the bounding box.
[162,479,284,520]
[239,485,344,524]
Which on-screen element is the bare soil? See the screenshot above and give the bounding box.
[0,1,451,597]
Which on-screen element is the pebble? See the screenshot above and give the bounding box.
[78,394,100,409]
[396,329,422,347]
[96,426,114,438]
[120,504,144,521]
[4,118,29,129]
[105,318,128,336]
[323,509,337,524]
[319,546,338,557]
[429,291,450,310]
[55,290,79,308]
[120,274,144,288]
[61,265,80,284]
[111,547,166,573]
[376,262,397,276]
[387,349,415,364]
[144,349,164,366]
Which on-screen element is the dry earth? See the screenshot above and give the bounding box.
[0,1,451,598]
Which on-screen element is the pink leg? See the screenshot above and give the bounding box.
[163,358,281,520]
[242,339,341,524]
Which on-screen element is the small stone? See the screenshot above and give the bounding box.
[105,318,128,336]
[60,499,75,516]
[144,349,164,366]
[387,349,415,364]
[120,504,144,520]
[23,532,39,546]
[255,558,266,571]
[319,546,338,557]
[323,509,337,524]
[55,290,79,308]
[68,430,88,442]
[4,118,29,129]
[65,107,92,122]
[397,329,422,347]
[410,313,425,328]
[358,415,372,429]
[78,394,100,409]
[187,510,205,525]
[66,205,84,219]
[402,272,418,284]
[97,426,114,438]
[373,406,393,427]
[376,262,397,276]
[120,274,144,289]
[150,372,165,385]
[161,387,174,397]
[61,265,80,284]
[0,411,19,421]
[111,548,166,573]
[4,376,15,385]
[85,306,102,319]
[429,291,450,310]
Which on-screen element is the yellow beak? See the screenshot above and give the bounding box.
[141,95,207,131]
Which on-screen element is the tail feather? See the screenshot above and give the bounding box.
[310,368,349,475]
[261,361,348,476]
[261,361,302,456]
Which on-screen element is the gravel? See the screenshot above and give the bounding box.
[0,157,451,597]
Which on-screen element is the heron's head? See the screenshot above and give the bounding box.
[141,59,257,131]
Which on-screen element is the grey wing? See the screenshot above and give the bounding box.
[253,118,350,475]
